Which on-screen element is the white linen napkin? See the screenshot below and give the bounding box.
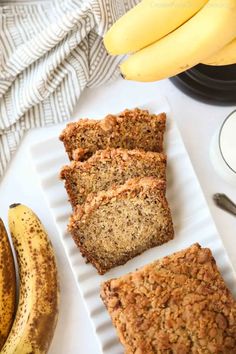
[0,0,138,179]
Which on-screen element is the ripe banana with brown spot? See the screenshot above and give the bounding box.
[1,204,59,354]
[202,38,236,66]
[0,218,16,350]
[104,0,208,54]
[120,0,236,82]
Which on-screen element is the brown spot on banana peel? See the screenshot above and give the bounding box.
[179,64,191,71]
[120,65,142,81]
[26,243,59,352]
[1,205,59,353]
[0,218,17,350]
[120,63,192,81]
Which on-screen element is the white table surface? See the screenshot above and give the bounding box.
[0,77,235,354]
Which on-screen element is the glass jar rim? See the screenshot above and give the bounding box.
[219,109,236,175]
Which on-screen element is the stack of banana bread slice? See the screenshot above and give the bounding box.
[60,108,174,274]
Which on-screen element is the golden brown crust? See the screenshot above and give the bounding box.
[59,108,166,160]
[100,243,236,354]
[61,148,167,173]
[60,149,167,208]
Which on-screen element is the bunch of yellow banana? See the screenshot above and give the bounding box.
[0,204,59,354]
[104,0,236,81]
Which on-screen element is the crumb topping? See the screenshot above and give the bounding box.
[101,244,236,354]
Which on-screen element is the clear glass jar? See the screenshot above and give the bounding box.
[210,110,236,186]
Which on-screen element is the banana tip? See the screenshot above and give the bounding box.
[9,203,21,209]
[120,71,126,79]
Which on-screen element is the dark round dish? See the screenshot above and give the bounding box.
[170,64,236,105]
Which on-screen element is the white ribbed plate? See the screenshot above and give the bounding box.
[30,99,236,354]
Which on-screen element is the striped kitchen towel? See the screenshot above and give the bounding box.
[0,0,138,179]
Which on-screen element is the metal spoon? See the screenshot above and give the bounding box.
[213,193,236,216]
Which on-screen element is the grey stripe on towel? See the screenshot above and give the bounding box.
[0,0,139,179]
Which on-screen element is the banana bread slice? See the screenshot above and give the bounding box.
[59,108,166,161]
[101,243,236,354]
[68,177,174,274]
[60,148,167,208]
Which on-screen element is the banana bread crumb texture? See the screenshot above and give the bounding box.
[101,243,236,354]
[68,177,174,274]
[60,148,167,207]
[59,108,166,161]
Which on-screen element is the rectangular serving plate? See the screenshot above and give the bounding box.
[30,98,236,354]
